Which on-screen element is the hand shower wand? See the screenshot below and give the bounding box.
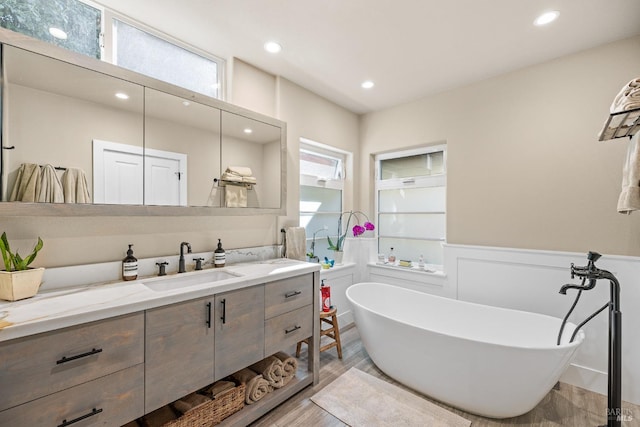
[558,252,622,427]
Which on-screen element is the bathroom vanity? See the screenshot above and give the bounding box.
[0,260,320,426]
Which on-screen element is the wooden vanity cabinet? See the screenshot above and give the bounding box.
[0,313,144,426]
[214,285,265,380]
[144,296,215,413]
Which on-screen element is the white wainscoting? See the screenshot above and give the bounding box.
[366,243,640,405]
[320,263,356,327]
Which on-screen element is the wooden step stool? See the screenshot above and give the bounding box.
[296,307,342,359]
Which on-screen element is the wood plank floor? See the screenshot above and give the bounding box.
[252,325,640,426]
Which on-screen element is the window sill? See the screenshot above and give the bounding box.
[367,262,446,278]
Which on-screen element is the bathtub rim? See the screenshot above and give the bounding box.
[346,282,585,351]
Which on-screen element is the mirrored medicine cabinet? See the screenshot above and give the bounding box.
[0,28,286,216]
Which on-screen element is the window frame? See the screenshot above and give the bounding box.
[103,10,225,100]
[374,144,447,266]
[299,138,349,260]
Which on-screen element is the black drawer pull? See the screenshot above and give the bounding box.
[56,348,103,365]
[285,325,301,334]
[206,302,212,328]
[58,407,102,427]
[220,298,226,324]
[284,290,302,298]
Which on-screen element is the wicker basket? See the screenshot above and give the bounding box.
[164,384,246,427]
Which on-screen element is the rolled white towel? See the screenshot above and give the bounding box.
[610,77,640,113]
[226,166,253,177]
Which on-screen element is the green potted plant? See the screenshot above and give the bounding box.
[0,232,44,301]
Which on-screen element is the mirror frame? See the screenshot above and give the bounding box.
[0,27,286,216]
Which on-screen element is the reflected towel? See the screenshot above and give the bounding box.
[285,227,306,261]
[618,134,640,214]
[37,164,64,203]
[226,166,253,177]
[274,351,298,386]
[232,368,271,404]
[61,167,91,203]
[9,163,41,202]
[250,356,284,389]
[225,184,247,207]
[221,172,243,182]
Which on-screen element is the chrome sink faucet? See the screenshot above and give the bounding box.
[178,242,192,273]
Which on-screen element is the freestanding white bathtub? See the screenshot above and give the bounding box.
[346,282,585,418]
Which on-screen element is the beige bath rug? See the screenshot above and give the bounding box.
[311,368,471,427]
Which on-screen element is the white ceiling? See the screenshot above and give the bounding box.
[94,0,640,114]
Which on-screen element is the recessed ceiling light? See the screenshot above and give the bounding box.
[49,27,68,40]
[244,128,253,134]
[361,80,375,89]
[115,92,129,100]
[264,41,282,53]
[534,11,559,26]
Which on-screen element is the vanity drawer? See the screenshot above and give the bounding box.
[265,304,313,355]
[0,364,144,427]
[0,312,144,411]
[264,274,313,319]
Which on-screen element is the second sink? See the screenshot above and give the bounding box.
[143,269,241,292]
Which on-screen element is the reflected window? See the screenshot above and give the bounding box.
[376,145,447,267]
[113,19,222,99]
[300,140,347,261]
[0,0,101,58]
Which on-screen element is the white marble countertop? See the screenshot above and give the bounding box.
[0,259,320,343]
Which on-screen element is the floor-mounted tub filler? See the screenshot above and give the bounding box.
[346,282,584,418]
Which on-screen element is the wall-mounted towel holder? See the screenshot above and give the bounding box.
[598,107,640,141]
[213,178,254,190]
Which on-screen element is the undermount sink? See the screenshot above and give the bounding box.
[143,269,242,292]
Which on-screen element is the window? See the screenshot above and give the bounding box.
[0,0,224,99]
[299,139,347,261]
[112,18,221,99]
[375,145,446,267]
[0,0,101,58]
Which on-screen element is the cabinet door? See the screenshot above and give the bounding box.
[145,297,214,413]
[214,285,265,380]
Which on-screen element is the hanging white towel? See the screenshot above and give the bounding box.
[285,227,306,261]
[617,134,640,214]
[225,184,247,207]
[37,165,64,203]
[9,163,41,202]
[61,168,91,203]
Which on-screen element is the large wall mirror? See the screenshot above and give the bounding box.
[0,31,286,215]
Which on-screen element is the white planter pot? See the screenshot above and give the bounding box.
[0,268,45,301]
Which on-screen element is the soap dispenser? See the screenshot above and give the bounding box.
[122,244,138,281]
[214,239,226,268]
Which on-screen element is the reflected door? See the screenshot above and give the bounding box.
[144,149,187,206]
[93,140,143,205]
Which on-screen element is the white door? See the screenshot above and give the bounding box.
[145,154,181,206]
[93,140,187,206]
[93,140,143,205]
